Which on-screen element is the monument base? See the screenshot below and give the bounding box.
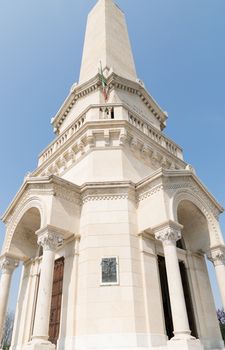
[23,339,55,350]
[167,337,204,350]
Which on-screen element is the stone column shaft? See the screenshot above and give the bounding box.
[0,256,19,343]
[155,224,192,340]
[215,264,225,310]
[32,229,63,342]
[163,240,190,337]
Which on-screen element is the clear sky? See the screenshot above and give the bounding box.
[0,0,225,312]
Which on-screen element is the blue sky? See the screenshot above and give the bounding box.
[0,0,225,311]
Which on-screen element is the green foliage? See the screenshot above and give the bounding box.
[1,312,14,350]
[217,309,225,344]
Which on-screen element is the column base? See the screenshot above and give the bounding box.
[23,339,55,350]
[167,338,203,350]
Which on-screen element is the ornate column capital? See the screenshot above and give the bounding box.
[207,246,225,266]
[0,255,19,274]
[36,226,64,252]
[153,220,183,246]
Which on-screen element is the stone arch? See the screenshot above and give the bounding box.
[5,197,45,260]
[172,189,221,252]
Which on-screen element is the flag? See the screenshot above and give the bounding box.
[99,62,108,101]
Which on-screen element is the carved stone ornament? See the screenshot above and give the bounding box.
[155,227,181,246]
[38,232,64,252]
[0,256,19,274]
[208,247,225,266]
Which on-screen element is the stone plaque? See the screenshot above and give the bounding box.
[101,257,118,284]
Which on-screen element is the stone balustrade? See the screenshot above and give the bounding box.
[39,114,86,165]
[128,113,180,157]
[38,104,183,167]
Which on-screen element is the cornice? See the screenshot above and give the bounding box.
[109,73,168,130]
[162,169,224,214]
[80,181,136,203]
[1,177,138,226]
[1,175,80,223]
[135,168,224,216]
[51,72,167,133]
[51,74,101,132]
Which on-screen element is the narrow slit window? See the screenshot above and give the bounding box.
[111,108,114,119]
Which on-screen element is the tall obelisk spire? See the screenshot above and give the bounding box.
[79,0,137,84]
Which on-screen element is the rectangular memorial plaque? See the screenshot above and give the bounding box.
[101,257,118,285]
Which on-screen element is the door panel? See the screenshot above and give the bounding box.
[49,257,65,345]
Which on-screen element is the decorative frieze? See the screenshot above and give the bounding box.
[81,184,136,204]
[138,184,163,202]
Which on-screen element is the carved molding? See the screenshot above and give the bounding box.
[81,185,136,204]
[207,246,225,266]
[36,112,185,177]
[168,179,221,243]
[165,177,220,220]
[37,230,63,252]
[4,195,44,254]
[0,256,19,274]
[138,184,163,202]
[53,184,81,205]
[154,222,182,246]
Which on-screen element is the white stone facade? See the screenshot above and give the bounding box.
[0,1,225,350]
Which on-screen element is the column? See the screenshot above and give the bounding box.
[31,227,63,344]
[208,246,225,311]
[0,255,19,343]
[154,222,193,340]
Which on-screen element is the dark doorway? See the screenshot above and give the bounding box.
[158,256,198,339]
[158,256,174,339]
[49,257,65,345]
[179,261,198,338]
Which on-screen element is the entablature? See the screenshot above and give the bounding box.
[34,118,185,179]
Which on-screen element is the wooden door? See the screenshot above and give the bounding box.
[49,257,65,345]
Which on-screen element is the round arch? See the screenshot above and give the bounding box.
[172,189,221,252]
[5,197,45,261]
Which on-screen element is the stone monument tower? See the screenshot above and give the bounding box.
[0,1,225,349]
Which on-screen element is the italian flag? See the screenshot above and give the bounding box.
[99,62,108,101]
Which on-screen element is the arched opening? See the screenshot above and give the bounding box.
[9,207,41,261]
[158,200,210,340]
[177,200,211,339]
[177,200,210,253]
[6,207,42,346]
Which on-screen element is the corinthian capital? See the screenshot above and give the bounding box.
[207,246,225,266]
[153,221,183,246]
[0,255,19,274]
[37,226,64,252]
